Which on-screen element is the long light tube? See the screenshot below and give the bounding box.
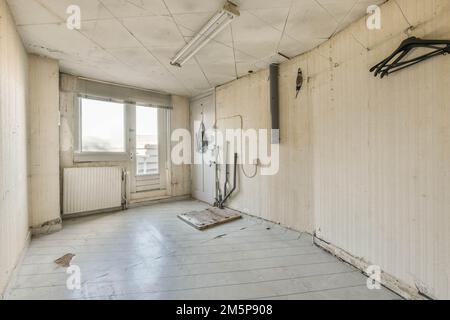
[170,2,239,67]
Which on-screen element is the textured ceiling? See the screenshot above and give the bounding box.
[7,0,384,96]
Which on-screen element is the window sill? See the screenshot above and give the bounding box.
[74,152,129,163]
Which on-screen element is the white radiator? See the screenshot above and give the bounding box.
[63,167,123,215]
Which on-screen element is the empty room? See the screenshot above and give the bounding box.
[1,0,450,305]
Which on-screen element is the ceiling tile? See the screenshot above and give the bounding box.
[173,12,232,44]
[99,0,169,18]
[172,12,211,31]
[234,49,256,64]
[150,46,210,92]
[39,0,113,21]
[195,41,235,66]
[231,11,280,42]
[122,16,185,48]
[202,62,236,86]
[232,48,259,76]
[6,0,61,25]
[18,24,99,56]
[285,0,338,41]
[147,45,185,66]
[246,7,291,32]
[108,47,164,77]
[316,0,357,23]
[236,61,256,77]
[60,58,113,80]
[163,0,223,14]
[8,0,382,96]
[231,11,281,59]
[333,0,385,34]
[81,19,140,48]
[262,53,288,66]
[100,65,165,90]
[237,0,292,10]
[233,41,276,61]
[278,35,324,58]
[172,63,212,92]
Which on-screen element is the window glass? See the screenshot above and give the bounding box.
[136,106,159,175]
[81,98,125,153]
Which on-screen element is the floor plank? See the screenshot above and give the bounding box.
[6,200,400,300]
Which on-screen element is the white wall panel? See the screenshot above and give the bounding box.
[0,0,29,296]
[216,0,450,299]
[28,54,60,229]
[170,95,191,197]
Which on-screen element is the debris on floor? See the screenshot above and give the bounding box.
[178,207,242,230]
[54,253,75,267]
[213,234,227,239]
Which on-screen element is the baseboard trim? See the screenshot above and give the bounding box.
[313,236,427,300]
[62,195,193,220]
[218,204,426,300]
[128,195,192,208]
[63,207,123,220]
[1,231,31,300]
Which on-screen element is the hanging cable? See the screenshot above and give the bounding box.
[196,112,209,153]
[213,114,258,179]
[242,162,258,178]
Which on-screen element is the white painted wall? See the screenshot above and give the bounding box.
[170,95,191,197]
[216,70,313,233]
[190,93,216,204]
[28,54,61,232]
[216,0,450,299]
[0,0,30,296]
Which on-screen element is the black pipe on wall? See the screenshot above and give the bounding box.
[269,63,280,144]
[219,153,238,209]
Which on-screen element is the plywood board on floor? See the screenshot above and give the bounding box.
[178,207,242,230]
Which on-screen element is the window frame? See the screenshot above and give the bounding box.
[74,95,129,162]
[128,107,169,194]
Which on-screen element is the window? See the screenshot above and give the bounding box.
[135,106,159,176]
[79,98,125,153]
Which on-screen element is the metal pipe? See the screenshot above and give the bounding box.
[220,153,238,208]
[224,162,229,198]
[270,63,280,144]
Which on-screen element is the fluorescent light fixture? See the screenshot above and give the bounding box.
[170,1,240,67]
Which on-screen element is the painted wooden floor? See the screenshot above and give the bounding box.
[6,200,401,300]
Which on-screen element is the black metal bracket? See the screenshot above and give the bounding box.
[370,37,450,78]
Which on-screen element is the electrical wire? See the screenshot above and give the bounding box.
[241,163,258,179]
[214,114,258,179]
